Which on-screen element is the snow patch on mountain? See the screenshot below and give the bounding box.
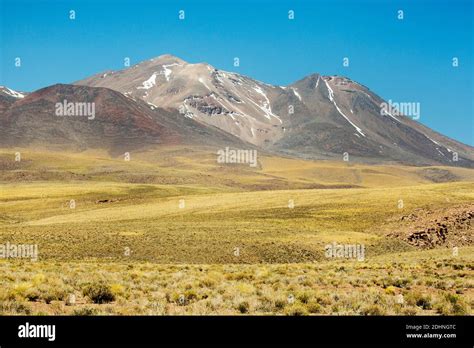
[1,86,25,99]
[251,85,282,123]
[424,134,453,156]
[137,73,158,90]
[380,108,401,123]
[324,80,365,137]
[291,88,302,101]
[147,101,158,110]
[122,91,136,101]
[198,77,211,91]
[162,63,180,81]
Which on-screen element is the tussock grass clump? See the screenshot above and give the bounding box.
[199,277,217,288]
[406,291,432,310]
[0,301,32,315]
[169,289,199,306]
[315,293,332,306]
[296,291,311,304]
[110,284,127,299]
[41,287,68,304]
[381,277,412,289]
[225,272,255,281]
[82,282,115,304]
[72,307,99,316]
[360,304,386,315]
[274,298,286,311]
[435,293,470,315]
[307,302,322,314]
[284,303,308,316]
[7,282,32,301]
[184,290,198,301]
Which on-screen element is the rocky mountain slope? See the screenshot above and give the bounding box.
[0,86,27,114]
[76,54,474,166]
[1,55,472,166]
[0,84,246,154]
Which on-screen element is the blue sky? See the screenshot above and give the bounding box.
[1,0,472,145]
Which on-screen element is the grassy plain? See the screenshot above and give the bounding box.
[0,147,473,314]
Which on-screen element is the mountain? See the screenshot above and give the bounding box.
[76,54,474,167]
[0,83,246,154]
[277,74,474,166]
[1,55,471,166]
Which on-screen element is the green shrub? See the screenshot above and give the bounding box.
[237,301,250,314]
[25,288,41,302]
[444,293,459,305]
[82,282,115,304]
[40,286,68,304]
[383,277,411,289]
[441,293,469,315]
[416,296,432,310]
[274,299,286,310]
[297,292,311,304]
[406,291,432,310]
[451,302,469,315]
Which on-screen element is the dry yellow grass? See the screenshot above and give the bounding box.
[0,247,471,315]
[0,146,473,314]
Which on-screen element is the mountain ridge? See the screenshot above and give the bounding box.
[0,83,249,155]
[1,54,472,167]
[75,54,473,167]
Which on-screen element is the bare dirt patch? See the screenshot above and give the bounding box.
[418,168,459,183]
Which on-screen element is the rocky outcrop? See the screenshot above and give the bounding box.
[390,205,473,249]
